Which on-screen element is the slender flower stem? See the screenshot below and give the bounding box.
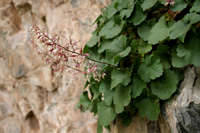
[31,24,116,75]
[56,44,116,67]
[65,64,85,73]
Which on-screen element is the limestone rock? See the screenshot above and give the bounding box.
[164,67,200,133]
[0,0,109,133]
[114,115,170,133]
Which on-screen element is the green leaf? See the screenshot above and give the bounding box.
[104,2,118,19]
[137,24,151,41]
[141,0,157,11]
[170,0,187,12]
[114,0,135,10]
[170,13,200,40]
[104,0,135,19]
[132,76,146,98]
[119,0,135,19]
[78,91,91,111]
[176,44,190,58]
[97,120,103,133]
[171,51,189,68]
[135,98,160,121]
[99,81,113,106]
[131,5,147,26]
[153,45,171,69]
[113,86,131,113]
[190,0,200,13]
[86,34,99,47]
[185,35,200,66]
[172,34,200,67]
[151,70,180,100]
[117,46,131,57]
[98,102,116,126]
[103,46,131,66]
[184,13,200,24]
[83,46,101,60]
[111,69,131,89]
[148,16,169,44]
[131,39,152,55]
[169,20,190,40]
[99,19,124,39]
[90,86,101,100]
[103,51,117,65]
[98,35,127,53]
[120,7,134,19]
[138,55,163,83]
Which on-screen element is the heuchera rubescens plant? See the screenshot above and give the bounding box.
[31,0,200,132]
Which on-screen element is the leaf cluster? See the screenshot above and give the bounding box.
[78,0,200,132]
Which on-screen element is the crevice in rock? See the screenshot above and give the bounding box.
[147,121,160,133]
[16,2,32,15]
[41,16,46,23]
[176,103,200,133]
[8,2,22,34]
[25,111,40,131]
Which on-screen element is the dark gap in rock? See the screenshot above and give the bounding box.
[0,84,6,91]
[9,2,22,34]
[147,121,160,133]
[16,2,32,15]
[25,111,40,131]
[176,103,200,133]
[42,16,46,23]
[36,86,46,111]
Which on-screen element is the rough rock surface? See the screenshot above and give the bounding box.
[114,114,171,133]
[1,0,200,133]
[164,67,200,133]
[0,0,110,133]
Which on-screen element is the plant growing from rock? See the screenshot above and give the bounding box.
[31,0,200,132]
[77,0,200,132]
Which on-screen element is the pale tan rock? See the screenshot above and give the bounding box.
[0,0,111,133]
[116,115,148,133]
[0,0,12,7]
[0,117,22,133]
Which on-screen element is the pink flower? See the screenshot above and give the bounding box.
[30,25,100,76]
[165,0,175,6]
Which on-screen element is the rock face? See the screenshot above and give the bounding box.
[0,0,110,133]
[1,0,200,133]
[164,67,200,133]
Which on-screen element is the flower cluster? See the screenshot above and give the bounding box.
[165,0,175,6]
[30,25,99,75]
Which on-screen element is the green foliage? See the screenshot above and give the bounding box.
[131,76,146,98]
[138,55,163,82]
[111,69,131,89]
[131,5,147,26]
[78,0,200,132]
[151,70,179,100]
[135,98,160,121]
[170,0,187,12]
[113,85,131,113]
[141,0,157,11]
[98,102,116,126]
[148,16,169,44]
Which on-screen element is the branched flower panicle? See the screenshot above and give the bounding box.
[30,25,102,77]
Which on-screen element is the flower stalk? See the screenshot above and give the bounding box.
[30,25,112,77]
